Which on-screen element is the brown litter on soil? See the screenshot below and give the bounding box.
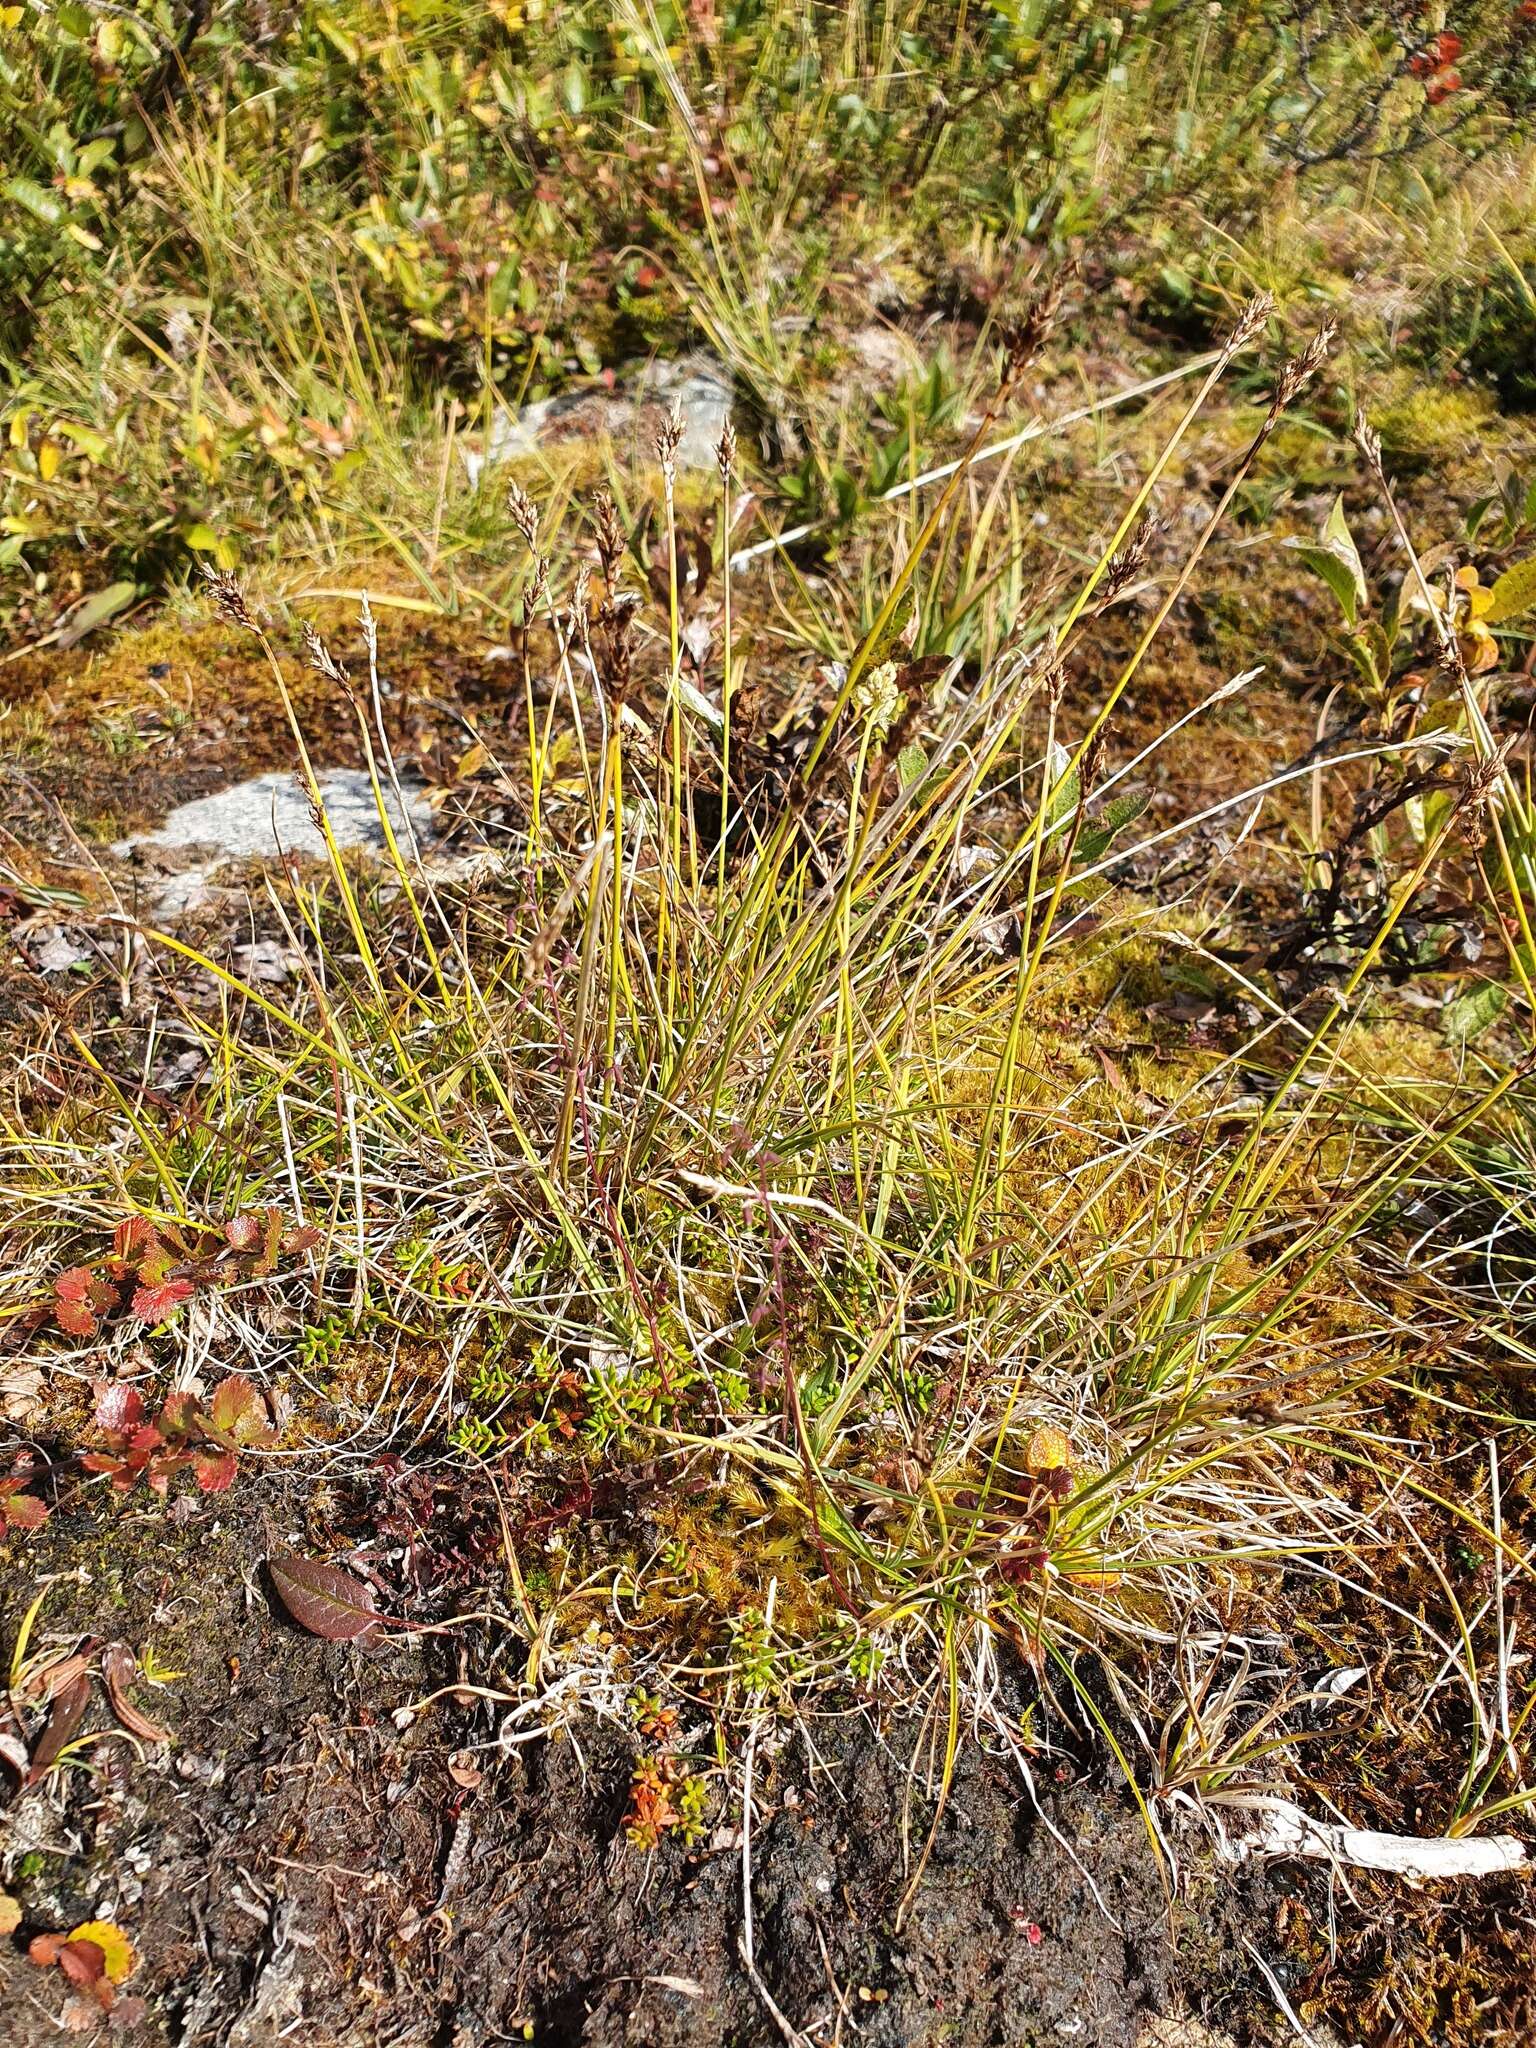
[0,1483,1288,2048]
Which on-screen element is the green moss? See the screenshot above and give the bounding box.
[1373,368,1498,468]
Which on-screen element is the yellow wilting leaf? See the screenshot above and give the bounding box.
[38,440,61,481]
[1457,565,1495,619]
[1486,557,1536,628]
[54,419,111,462]
[0,1891,21,1937]
[1023,1424,1070,1476]
[65,1921,135,1985]
[1462,619,1500,674]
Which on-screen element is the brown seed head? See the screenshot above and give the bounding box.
[508,481,540,552]
[1102,515,1166,606]
[1001,270,1068,386]
[1353,407,1384,475]
[568,562,591,638]
[1271,317,1336,413]
[199,563,255,634]
[595,587,642,709]
[656,404,684,490]
[1224,292,1275,358]
[520,555,551,629]
[594,490,626,588]
[1456,737,1516,842]
[301,622,356,705]
[716,417,737,483]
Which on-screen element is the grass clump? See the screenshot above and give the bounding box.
[5,11,1536,2043]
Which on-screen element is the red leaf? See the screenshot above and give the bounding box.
[144,1452,190,1496]
[0,1487,48,1531]
[224,1213,263,1253]
[94,1384,145,1434]
[112,1216,158,1266]
[130,1278,194,1323]
[156,1391,197,1440]
[29,1933,66,1967]
[269,1552,382,1643]
[81,1452,129,1479]
[283,1224,322,1256]
[193,1448,237,1494]
[55,1267,104,1337]
[57,1938,107,1987]
[206,1374,273,1448]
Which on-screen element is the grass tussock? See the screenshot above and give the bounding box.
[5,7,1536,2041]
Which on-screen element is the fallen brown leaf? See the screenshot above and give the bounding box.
[101,1644,170,1743]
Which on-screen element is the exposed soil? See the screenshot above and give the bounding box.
[1,1483,1285,2048]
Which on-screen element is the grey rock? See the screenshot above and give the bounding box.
[464,351,732,485]
[122,769,434,865]
[143,866,229,920]
[28,926,93,973]
[231,939,300,984]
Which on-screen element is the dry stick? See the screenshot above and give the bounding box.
[738,1704,811,2048]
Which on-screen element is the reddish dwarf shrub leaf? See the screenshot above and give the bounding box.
[223,1213,264,1254]
[94,1384,145,1434]
[65,1921,135,1986]
[193,1449,238,1493]
[84,1374,273,1499]
[112,1215,159,1266]
[54,1266,117,1338]
[155,1392,196,1440]
[27,1919,135,2018]
[54,1206,316,1348]
[56,1938,107,1988]
[206,1373,274,1447]
[0,1474,49,1533]
[130,1277,195,1324]
[269,1551,382,1643]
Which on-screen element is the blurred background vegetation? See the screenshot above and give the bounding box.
[1,0,1533,609]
